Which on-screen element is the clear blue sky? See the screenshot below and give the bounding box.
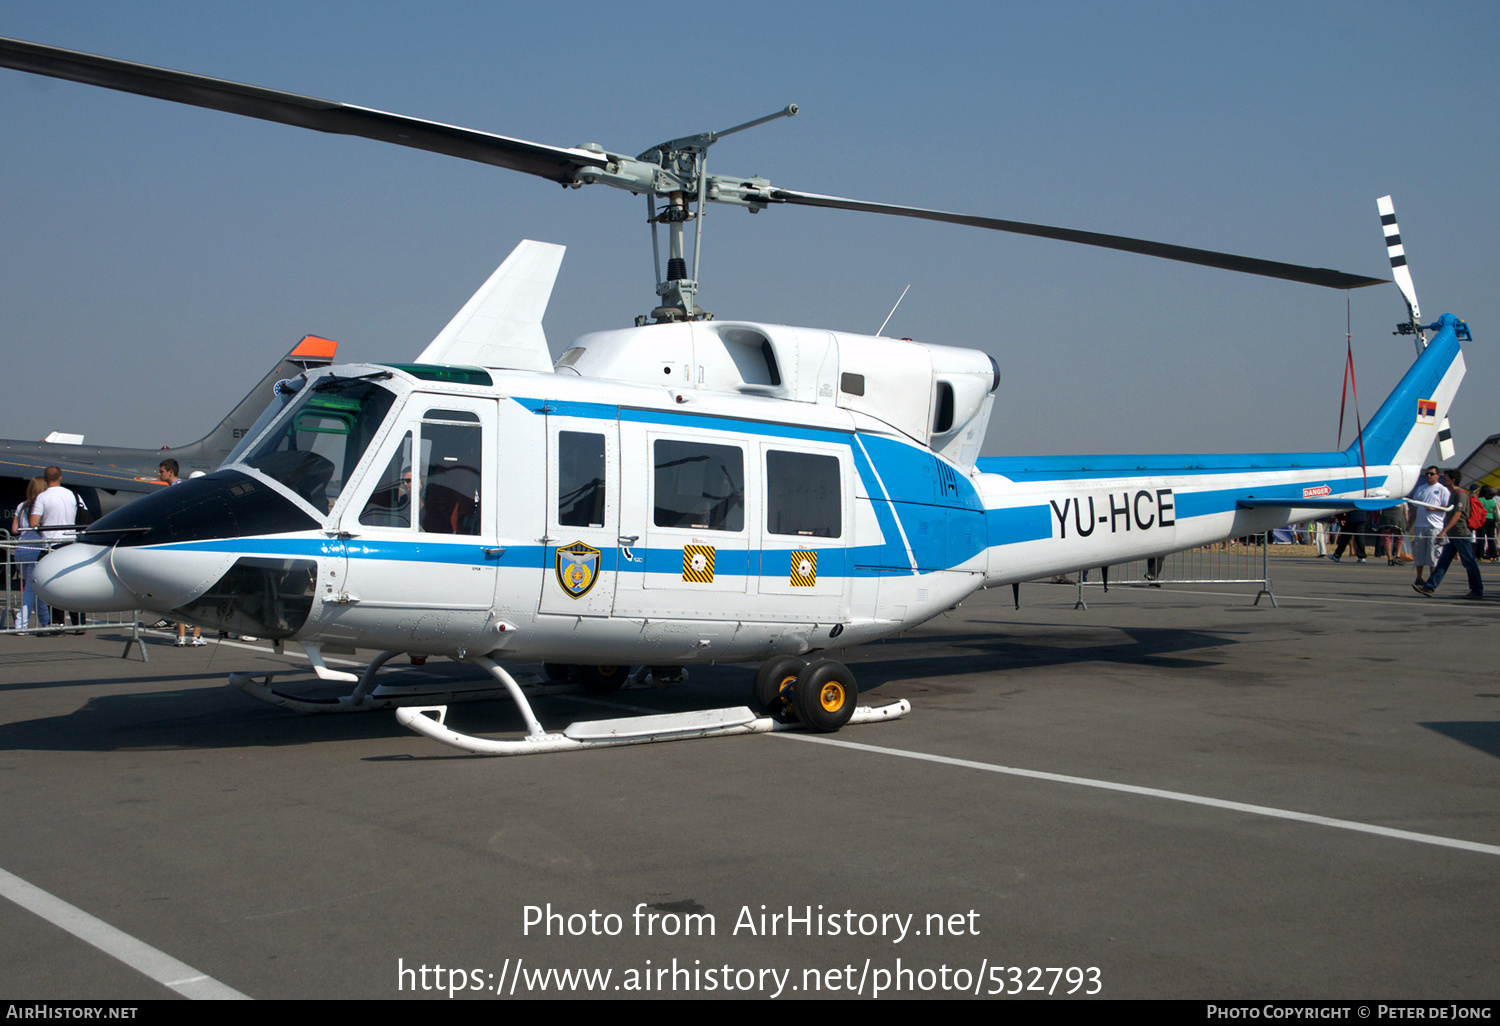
[2,1,1496,459]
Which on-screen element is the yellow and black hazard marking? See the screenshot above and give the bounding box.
[682,544,716,583]
[790,551,817,587]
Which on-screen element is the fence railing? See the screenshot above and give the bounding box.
[1033,533,1275,609]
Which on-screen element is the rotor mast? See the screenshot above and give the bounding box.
[570,104,798,324]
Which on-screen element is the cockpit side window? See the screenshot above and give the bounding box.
[358,433,413,528]
[242,379,395,513]
[558,431,606,528]
[419,410,481,535]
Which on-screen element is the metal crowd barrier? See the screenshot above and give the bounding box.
[1,538,149,659]
[1039,533,1276,609]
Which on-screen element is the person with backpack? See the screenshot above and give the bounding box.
[1414,470,1484,599]
[1478,485,1498,562]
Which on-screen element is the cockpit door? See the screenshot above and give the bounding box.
[539,411,620,616]
[329,395,501,651]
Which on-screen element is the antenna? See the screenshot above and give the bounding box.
[876,284,912,336]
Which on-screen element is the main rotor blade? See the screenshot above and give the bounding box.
[0,36,608,185]
[768,188,1388,290]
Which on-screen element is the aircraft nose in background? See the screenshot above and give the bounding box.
[32,543,141,612]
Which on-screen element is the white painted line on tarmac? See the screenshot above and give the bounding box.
[0,865,250,999]
[777,734,1500,858]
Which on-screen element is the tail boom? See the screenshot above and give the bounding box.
[974,315,1467,586]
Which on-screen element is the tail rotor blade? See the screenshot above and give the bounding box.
[1377,195,1422,320]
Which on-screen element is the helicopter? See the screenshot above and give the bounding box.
[3,36,1466,756]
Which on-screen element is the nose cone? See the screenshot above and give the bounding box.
[33,544,141,612]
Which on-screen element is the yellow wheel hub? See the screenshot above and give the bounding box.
[819,682,845,712]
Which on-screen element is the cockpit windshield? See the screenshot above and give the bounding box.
[240,377,396,513]
[221,376,305,469]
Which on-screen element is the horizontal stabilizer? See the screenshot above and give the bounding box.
[415,240,565,372]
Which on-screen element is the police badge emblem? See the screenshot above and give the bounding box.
[555,541,601,598]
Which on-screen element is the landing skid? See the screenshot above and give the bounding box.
[397,700,911,756]
[228,651,677,714]
[395,654,911,756]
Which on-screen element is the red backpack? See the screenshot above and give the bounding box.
[1468,491,1487,530]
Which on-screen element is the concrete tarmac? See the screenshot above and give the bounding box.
[1,554,1496,1000]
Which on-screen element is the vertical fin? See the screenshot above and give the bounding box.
[415,240,565,372]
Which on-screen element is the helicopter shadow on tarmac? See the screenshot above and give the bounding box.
[0,622,1240,754]
[1420,721,1500,761]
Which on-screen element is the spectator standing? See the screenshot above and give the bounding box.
[30,466,79,636]
[1378,502,1409,564]
[1478,485,1498,562]
[10,477,47,630]
[158,460,206,647]
[1330,509,1367,563]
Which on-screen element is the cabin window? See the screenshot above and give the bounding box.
[653,440,744,532]
[840,373,865,397]
[358,432,413,528]
[419,409,481,535]
[766,450,841,538]
[558,431,606,528]
[243,379,395,513]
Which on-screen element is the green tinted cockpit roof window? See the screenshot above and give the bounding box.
[383,364,494,386]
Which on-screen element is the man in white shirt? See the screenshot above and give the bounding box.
[1407,465,1450,588]
[30,465,77,541]
[29,466,80,635]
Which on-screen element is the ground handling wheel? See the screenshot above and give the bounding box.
[753,656,806,722]
[575,665,630,695]
[792,659,857,732]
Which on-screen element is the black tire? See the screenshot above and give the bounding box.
[542,663,574,683]
[753,656,806,722]
[792,660,857,732]
[575,664,629,695]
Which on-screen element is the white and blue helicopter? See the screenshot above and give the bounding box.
[4,37,1467,755]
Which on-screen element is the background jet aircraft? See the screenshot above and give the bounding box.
[0,335,337,522]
